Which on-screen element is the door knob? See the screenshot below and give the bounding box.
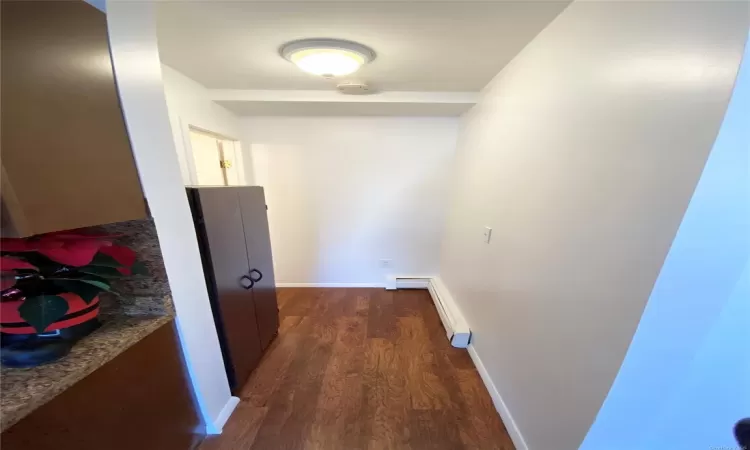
[249,269,263,283]
[239,275,254,290]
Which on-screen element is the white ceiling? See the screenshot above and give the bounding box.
[211,89,478,116]
[155,1,570,92]
[215,100,472,116]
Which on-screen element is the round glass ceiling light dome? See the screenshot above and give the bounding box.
[280,39,376,78]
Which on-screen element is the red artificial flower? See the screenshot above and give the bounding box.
[1,231,119,267]
[0,238,38,253]
[43,230,121,241]
[0,257,37,291]
[1,277,16,291]
[0,231,135,268]
[0,256,38,272]
[37,238,109,267]
[99,245,137,274]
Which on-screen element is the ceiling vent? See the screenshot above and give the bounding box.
[336,81,376,95]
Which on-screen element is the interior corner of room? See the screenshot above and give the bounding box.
[2,0,748,449]
[159,64,462,290]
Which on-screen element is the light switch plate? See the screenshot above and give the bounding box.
[483,227,492,244]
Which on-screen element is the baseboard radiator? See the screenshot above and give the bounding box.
[387,276,471,348]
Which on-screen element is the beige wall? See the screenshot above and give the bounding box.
[438,2,749,449]
[244,116,459,286]
[161,64,254,186]
[107,2,234,432]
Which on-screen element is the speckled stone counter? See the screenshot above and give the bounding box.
[0,218,179,432]
[0,312,174,432]
[97,219,174,316]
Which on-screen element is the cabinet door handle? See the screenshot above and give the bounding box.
[249,269,263,283]
[239,275,254,290]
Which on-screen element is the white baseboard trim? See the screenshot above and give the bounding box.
[275,282,384,288]
[207,396,240,435]
[467,345,528,450]
[277,277,433,290]
[427,277,471,348]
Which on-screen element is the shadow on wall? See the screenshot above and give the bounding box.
[248,117,458,286]
[581,32,750,450]
[435,3,749,450]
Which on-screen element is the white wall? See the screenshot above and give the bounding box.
[581,33,750,450]
[160,64,254,186]
[244,116,458,286]
[106,2,235,433]
[437,2,749,450]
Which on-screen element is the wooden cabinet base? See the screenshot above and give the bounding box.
[1,321,203,450]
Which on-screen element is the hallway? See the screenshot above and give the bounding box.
[199,288,513,450]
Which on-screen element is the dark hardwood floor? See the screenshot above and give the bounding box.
[199,288,514,450]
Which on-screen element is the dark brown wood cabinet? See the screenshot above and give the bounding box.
[187,186,279,393]
[189,187,264,390]
[1,321,203,450]
[1,1,146,237]
[237,188,279,352]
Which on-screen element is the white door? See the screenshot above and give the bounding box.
[188,129,242,186]
[219,138,242,186]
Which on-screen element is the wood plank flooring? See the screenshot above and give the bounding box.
[199,288,514,450]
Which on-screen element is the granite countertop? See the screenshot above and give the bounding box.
[0,313,173,432]
[1,219,178,432]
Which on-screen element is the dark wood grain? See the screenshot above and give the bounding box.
[238,187,280,351]
[200,288,514,450]
[2,321,203,450]
[308,316,367,449]
[193,187,263,393]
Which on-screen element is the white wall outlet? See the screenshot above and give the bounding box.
[379,259,393,269]
[483,226,492,244]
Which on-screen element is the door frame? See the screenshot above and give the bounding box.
[180,120,242,186]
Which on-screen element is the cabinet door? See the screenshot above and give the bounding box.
[1,322,203,450]
[1,1,145,237]
[196,188,262,390]
[238,187,279,351]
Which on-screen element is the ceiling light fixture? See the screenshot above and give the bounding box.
[280,39,376,78]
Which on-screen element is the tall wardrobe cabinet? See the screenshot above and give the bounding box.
[186,186,279,392]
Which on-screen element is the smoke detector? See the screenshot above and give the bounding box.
[336,81,376,95]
